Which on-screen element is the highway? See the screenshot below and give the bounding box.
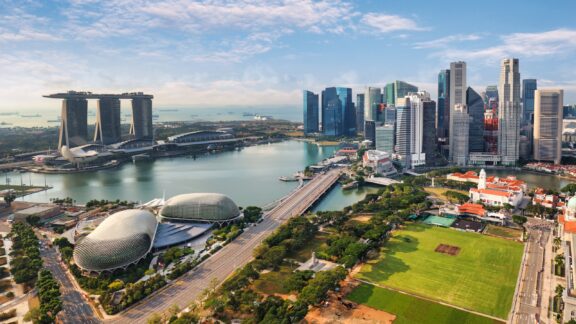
[512,219,552,324]
[41,242,100,324]
[107,168,342,323]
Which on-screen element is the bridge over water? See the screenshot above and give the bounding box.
[105,168,342,323]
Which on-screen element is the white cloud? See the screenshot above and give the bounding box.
[360,13,426,33]
[435,29,576,61]
[413,34,482,49]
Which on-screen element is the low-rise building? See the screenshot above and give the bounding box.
[469,169,525,208]
[362,150,397,177]
[532,188,560,209]
[13,205,62,223]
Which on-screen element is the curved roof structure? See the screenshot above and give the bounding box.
[73,209,157,272]
[159,193,240,223]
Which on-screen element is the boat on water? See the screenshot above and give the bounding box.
[0,122,12,126]
[279,176,299,182]
[159,109,179,112]
[132,154,151,163]
[342,181,359,190]
[21,114,41,117]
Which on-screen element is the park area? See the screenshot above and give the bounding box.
[347,284,503,324]
[354,223,523,319]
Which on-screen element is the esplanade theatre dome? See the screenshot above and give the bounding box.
[73,209,157,272]
[159,193,241,223]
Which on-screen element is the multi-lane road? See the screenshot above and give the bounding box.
[105,168,342,323]
[41,242,100,324]
[512,219,552,324]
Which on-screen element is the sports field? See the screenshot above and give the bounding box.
[347,284,503,324]
[355,223,523,319]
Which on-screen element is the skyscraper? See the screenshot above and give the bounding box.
[522,79,537,125]
[94,97,122,145]
[384,83,395,105]
[498,58,521,166]
[303,90,319,135]
[356,94,365,133]
[452,104,470,166]
[364,87,381,122]
[58,98,88,148]
[394,81,418,105]
[130,96,154,140]
[364,120,376,146]
[534,89,563,164]
[484,85,499,105]
[395,97,411,169]
[407,91,431,167]
[384,106,396,125]
[375,124,395,153]
[449,61,467,162]
[422,99,437,166]
[467,87,485,153]
[437,69,450,138]
[321,87,354,136]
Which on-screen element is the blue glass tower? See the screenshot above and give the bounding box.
[437,70,450,138]
[321,87,354,136]
[522,79,537,125]
[303,90,319,135]
[466,87,485,153]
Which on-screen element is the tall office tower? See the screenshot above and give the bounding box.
[498,58,521,166]
[58,98,88,148]
[407,91,431,167]
[466,87,485,153]
[422,99,437,166]
[321,87,354,136]
[130,97,154,140]
[485,85,499,105]
[484,109,499,153]
[303,90,319,135]
[364,120,376,145]
[395,97,411,168]
[449,61,467,162]
[364,87,382,121]
[451,104,470,166]
[384,83,395,105]
[534,89,563,164]
[522,79,537,125]
[437,69,450,138]
[94,97,121,145]
[384,106,396,125]
[394,81,418,105]
[356,94,365,133]
[375,124,395,153]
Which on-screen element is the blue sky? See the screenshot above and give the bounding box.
[1,0,576,110]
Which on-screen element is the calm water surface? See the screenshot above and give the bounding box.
[9,141,372,209]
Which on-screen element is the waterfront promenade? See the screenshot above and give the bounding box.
[106,168,342,323]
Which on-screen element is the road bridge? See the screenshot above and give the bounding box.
[106,168,342,323]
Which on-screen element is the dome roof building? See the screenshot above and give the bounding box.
[73,209,158,272]
[159,193,241,224]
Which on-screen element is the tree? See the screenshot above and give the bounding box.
[23,307,40,323]
[3,191,16,207]
[147,313,163,324]
[243,206,263,223]
[561,183,576,195]
[512,215,527,226]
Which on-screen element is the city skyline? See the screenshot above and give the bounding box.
[1,0,576,110]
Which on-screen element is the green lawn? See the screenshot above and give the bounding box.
[484,225,522,240]
[252,266,293,295]
[356,223,523,319]
[348,284,503,324]
[287,232,328,263]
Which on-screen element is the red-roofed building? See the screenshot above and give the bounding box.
[446,171,480,183]
[468,169,525,207]
[532,188,560,209]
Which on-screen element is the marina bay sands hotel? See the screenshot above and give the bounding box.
[44,91,154,148]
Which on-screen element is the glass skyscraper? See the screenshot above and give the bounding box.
[356,94,365,134]
[376,124,395,153]
[437,70,450,138]
[467,87,485,153]
[395,98,411,169]
[321,87,354,136]
[522,79,537,125]
[364,87,382,122]
[303,90,319,135]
